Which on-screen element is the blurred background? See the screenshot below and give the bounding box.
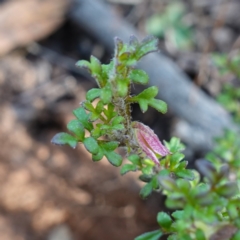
[0,0,239,239]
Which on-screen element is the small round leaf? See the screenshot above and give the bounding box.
[83,137,99,155]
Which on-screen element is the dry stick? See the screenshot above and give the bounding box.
[70,0,238,151]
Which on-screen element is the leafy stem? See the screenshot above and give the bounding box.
[50,35,240,240]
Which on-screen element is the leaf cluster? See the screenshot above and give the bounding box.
[136,52,240,240]
[51,35,240,240]
[51,35,167,168]
[212,53,240,123]
[136,51,240,239]
[137,149,240,240]
[137,137,194,199]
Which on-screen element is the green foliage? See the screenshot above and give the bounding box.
[51,132,78,148]
[212,53,240,123]
[136,47,240,240]
[129,86,167,113]
[138,130,240,239]
[52,35,240,240]
[135,230,163,240]
[52,35,167,166]
[212,53,240,78]
[135,53,240,240]
[146,2,193,50]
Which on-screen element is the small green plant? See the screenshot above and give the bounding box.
[212,53,240,123]
[146,1,193,51]
[51,35,192,192]
[52,36,240,239]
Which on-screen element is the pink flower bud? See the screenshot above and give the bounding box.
[132,121,170,165]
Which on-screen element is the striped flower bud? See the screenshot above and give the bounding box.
[132,121,170,165]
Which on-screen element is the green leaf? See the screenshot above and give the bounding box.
[159,176,176,191]
[136,36,159,60]
[84,101,102,121]
[197,193,214,206]
[118,50,137,66]
[165,137,185,153]
[166,197,184,209]
[150,176,159,189]
[77,57,104,87]
[119,52,130,61]
[101,141,119,151]
[128,154,141,165]
[112,124,124,131]
[101,83,112,104]
[51,132,78,149]
[83,137,99,155]
[96,100,104,113]
[192,183,210,198]
[135,230,162,240]
[129,35,139,48]
[103,103,117,121]
[102,61,113,74]
[140,182,153,198]
[130,86,167,113]
[171,210,184,220]
[73,107,93,131]
[117,80,129,97]
[196,160,216,183]
[195,229,206,240]
[120,164,137,175]
[105,151,122,167]
[177,161,187,169]
[86,88,101,102]
[175,169,195,180]
[115,37,124,54]
[170,153,185,168]
[142,166,153,175]
[130,69,149,85]
[216,182,239,198]
[76,60,91,70]
[91,126,102,138]
[101,123,122,133]
[139,174,152,183]
[148,99,167,113]
[67,120,85,141]
[91,141,122,166]
[111,116,125,125]
[158,169,171,177]
[90,55,101,74]
[137,86,158,99]
[92,149,104,161]
[83,101,95,112]
[138,100,148,113]
[167,235,178,240]
[157,212,172,229]
[176,179,191,192]
[85,100,105,122]
[170,152,185,164]
[227,202,239,219]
